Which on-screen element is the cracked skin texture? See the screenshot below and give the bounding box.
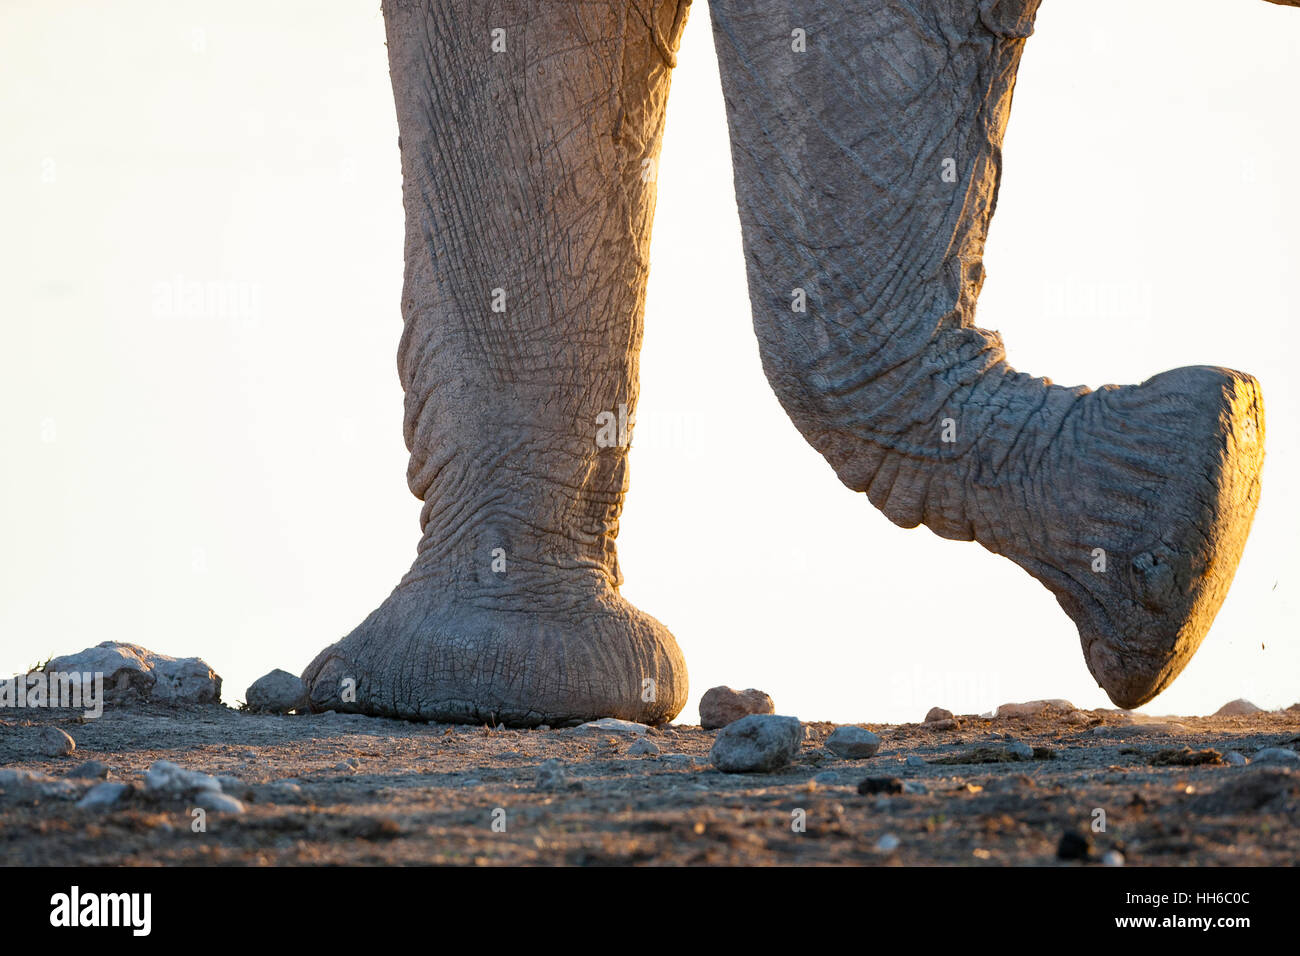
[303,0,693,725]
[708,0,1267,708]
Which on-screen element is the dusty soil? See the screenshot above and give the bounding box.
[2,704,1298,865]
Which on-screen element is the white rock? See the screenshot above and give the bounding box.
[994,699,1075,718]
[905,755,927,767]
[825,726,881,759]
[1102,850,1126,867]
[1250,747,1300,767]
[575,717,649,736]
[901,781,927,794]
[0,769,77,799]
[709,715,804,773]
[150,656,222,703]
[1224,751,1248,767]
[144,760,221,794]
[194,790,245,813]
[1006,741,1035,759]
[244,669,306,714]
[0,768,50,787]
[77,782,130,810]
[44,642,220,705]
[628,738,660,756]
[875,834,901,852]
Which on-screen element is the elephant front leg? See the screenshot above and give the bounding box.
[708,0,1266,708]
[302,0,691,725]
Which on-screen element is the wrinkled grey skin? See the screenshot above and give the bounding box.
[707,0,1268,709]
[305,0,1280,724]
[304,0,692,725]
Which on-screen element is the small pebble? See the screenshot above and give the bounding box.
[144,761,221,794]
[628,738,660,756]
[39,727,76,757]
[194,790,245,814]
[901,780,927,795]
[76,781,130,810]
[875,834,901,852]
[0,768,50,787]
[1005,741,1034,759]
[996,699,1075,718]
[1102,850,1126,867]
[65,760,109,780]
[536,758,567,789]
[1224,751,1248,767]
[825,726,881,759]
[575,718,649,736]
[905,755,927,767]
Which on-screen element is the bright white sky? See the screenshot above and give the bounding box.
[2,1,1297,723]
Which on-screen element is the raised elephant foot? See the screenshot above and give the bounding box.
[1016,366,1265,709]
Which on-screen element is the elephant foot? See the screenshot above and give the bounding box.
[301,575,687,727]
[1006,365,1264,709]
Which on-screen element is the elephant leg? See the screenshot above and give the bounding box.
[707,0,1266,708]
[302,0,692,725]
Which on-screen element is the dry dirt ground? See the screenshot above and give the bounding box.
[2,704,1298,865]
